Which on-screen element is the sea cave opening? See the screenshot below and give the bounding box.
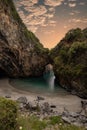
[0,68,8,78]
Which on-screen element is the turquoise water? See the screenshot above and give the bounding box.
[10,77,69,96]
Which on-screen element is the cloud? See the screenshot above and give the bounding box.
[45,13,54,18]
[13,0,57,33]
[69,10,80,15]
[44,0,64,7]
[31,0,38,4]
[27,26,38,33]
[28,16,46,26]
[64,25,68,28]
[44,30,55,34]
[48,7,55,12]
[79,2,85,6]
[19,12,46,25]
[73,10,80,14]
[69,18,80,23]
[68,0,77,8]
[69,12,74,15]
[14,0,38,12]
[68,3,76,7]
[24,5,47,16]
[69,18,87,24]
[64,2,67,5]
[49,21,56,24]
[83,18,87,23]
[19,0,38,7]
[68,0,76,1]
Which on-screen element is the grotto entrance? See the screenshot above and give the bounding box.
[0,68,8,78]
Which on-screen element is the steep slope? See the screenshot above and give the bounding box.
[50,28,87,98]
[0,0,49,77]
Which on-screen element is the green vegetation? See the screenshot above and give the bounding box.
[1,0,40,45]
[0,0,22,23]
[49,116,64,125]
[0,0,48,54]
[23,26,40,43]
[83,28,87,38]
[18,115,47,130]
[17,114,86,130]
[65,28,85,43]
[50,28,87,97]
[0,98,86,130]
[0,97,18,130]
[69,41,87,54]
[22,24,49,54]
[53,41,87,77]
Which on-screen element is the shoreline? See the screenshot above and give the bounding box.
[0,78,84,113]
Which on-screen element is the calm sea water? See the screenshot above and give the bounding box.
[10,77,69,96]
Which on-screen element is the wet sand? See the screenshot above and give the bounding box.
[0,78,84,113]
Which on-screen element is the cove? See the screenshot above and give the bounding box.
[10,76,69,96]
[10,64,69,96]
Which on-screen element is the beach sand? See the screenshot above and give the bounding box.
[0,78,83,113]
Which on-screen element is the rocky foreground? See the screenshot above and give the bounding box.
[5,95,87,128]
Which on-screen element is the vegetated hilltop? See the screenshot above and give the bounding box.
[50,28,87,98]
[0,0,49,77]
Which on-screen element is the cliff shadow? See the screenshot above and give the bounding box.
[0,68,8,78]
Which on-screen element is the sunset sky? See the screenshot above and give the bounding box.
[13,0,87,49]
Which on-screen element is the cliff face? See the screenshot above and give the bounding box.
[0,0,49,77]
[50,28,87,98]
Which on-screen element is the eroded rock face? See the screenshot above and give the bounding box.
[0,0,49,77]
[45,64,53,72]
[50,28,87,98]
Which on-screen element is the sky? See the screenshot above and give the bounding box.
[13,0,87,49]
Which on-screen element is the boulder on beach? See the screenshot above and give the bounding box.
[17,97,27,104]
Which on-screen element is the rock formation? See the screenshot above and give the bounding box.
[50,28,87,98]
[0,0,49,77]
[0,0,87,99]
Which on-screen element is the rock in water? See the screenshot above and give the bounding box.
[0,0,49,77]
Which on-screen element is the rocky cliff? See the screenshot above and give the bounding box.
[0,0,49,77]
[50,28,87,98]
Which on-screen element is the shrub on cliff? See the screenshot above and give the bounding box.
[50,28,87,97]
[65,28,85,43]
[0,97,18,130]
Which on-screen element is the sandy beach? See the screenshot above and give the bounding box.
[0,78,84,113]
